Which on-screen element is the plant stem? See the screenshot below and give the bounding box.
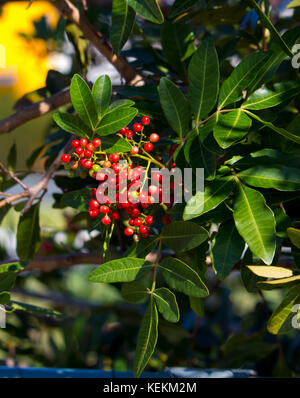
[150,239,162,293]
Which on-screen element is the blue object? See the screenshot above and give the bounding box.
[0,366,256,378]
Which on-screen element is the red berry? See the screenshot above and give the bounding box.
[72,140,80,148]
[139,225,148,234]
[75,147,84,155]
[130,146,139,155]
[148,185,158,195]
[141,116,150,125]
[150,133,159,143]
[133,123,143,132]
[97,172,107,181]
[162,215,171,224]
[93,138,101,147]
[79,158,87,167]
[129,219,135,226]
[111,211,120,220]
[90,188,97,197]
[145,216,154,226]
[131,208,140,218]
[84,150,92,158]
[61,154,70,163]
[119,127,128,135]
[152,172,162,184]
[80,138,88,147]
[103,161,111,168]
[100,205,110,214]
[124,227,134,236]
[102,215,111,225]
[134,218,143,227]
[112,163,121,174]
[86,143,95,152]
[89,209,99,218]
[109,153,120,163]
[144,142,153,152]
[141,231,150,238]
[126,130,134,139]
[85,160,93,169]
[89,199,100,208]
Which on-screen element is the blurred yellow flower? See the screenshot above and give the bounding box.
[0,2,59,98]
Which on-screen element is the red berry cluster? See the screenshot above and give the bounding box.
[61,116,175,240]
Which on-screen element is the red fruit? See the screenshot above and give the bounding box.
[100,205,110,214]
[90,188,97,197]
[80,138,88,147]
[72,139,80,148]
[131,208,140,218]
[129,219,135,226]
[84,160,93,169]
[89,199,100,208]
[109,153,120,163]
[111,211,120,220]
[145,216,154,226]
[124,227,134,236]
[93,138,101,147]
[84,150,92,158]
[141,116,150,125]
[79,158,87,167]
[112,163,121,174]
[152,172,162,183]
[86,143,95,152]
[61,154,70,163]
[130,146,139,155]
[139,225,148,234]
[126,130,134,139]
[147,196,155,205]
[133,123,143,132]
[102,215,111,225]
[134,218,143,227]
[144,142,153,152]
[97,172,107,181]
[103,161,111,168]
[150,133,159,143]
[141,231,150,238]
[171,162,176,169]
[89,209,99,218]
[148,185,158,195]
[162,215,171,224]
[75,147,84,155]
[119,127,128,135]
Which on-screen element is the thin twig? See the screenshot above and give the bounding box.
[0,161,29,191]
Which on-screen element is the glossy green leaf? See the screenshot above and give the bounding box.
[212,221,245,280]
[159,77,190,140]
[0,271,16,292]
[233,183,276,264]
[134,296,158,378]
[159,257,209,298]
[111,0,136,56]
[287,227,300,249]
[188,135,216,180]
[121,281,148,303]
[238,165,300,191]
[161,221,208,252]
[95,107,138,136]
[70,74,98,128]
[183,176,235,220]
[62,189,91,211]
[189,296,204,317]
[247,265,293,279]
[153,287,179,323]
[213,109,252,149]
[100,135,132,154]
[126,0,164,24]
[258,275,300,290]
[188,37,219,122]
[267,286,300,334]
[88,258,152,283]
[108,99,135,112]
[218,52,269,109]
[242,81,300,110]
[125,237,159,258]
[92,75,112,118]
[53,112,91,138]
[168,0,198,18]
[16,203,41,261]
[10,301,65,319]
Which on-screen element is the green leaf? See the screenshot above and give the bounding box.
[183,176,235,220]
[168,0,198,18]
[0,261,27,273]
[62,188,91,211]
[126,0,164,23]
[111,0,136,56]
[100,135,132,154]
[161,221,208,252]
[238,166,300,191]
[188,37,219,122]
[258,275,300,290]
[189,296,204,317]
[125,237,159,258]
[134,296,158,378]
[0,292,10,305]
[267,286,300,334]
[92,75,112,118]
[233,183,276,265]
[70,74,98,128]
[188,135,216,180]
[247,0,293,58]
[7,142,17,170]
[287,227,300,249]
[16,203,41,261]
[159,77,190,140]
[242,81,300,110]
[53,112,91,138]
[159,257,209,298]
[153,287,179,323]
[88,258,152,283]
[108,99,135,111]
[0,271,16,292]
[95,107,138,136]
[247,265,293,279]
[121,281,148,303]
[218,52,269,109]
[287,0,300,7]
[212,221,245,280]
[10,301,65,319]
[213,109,252,149]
